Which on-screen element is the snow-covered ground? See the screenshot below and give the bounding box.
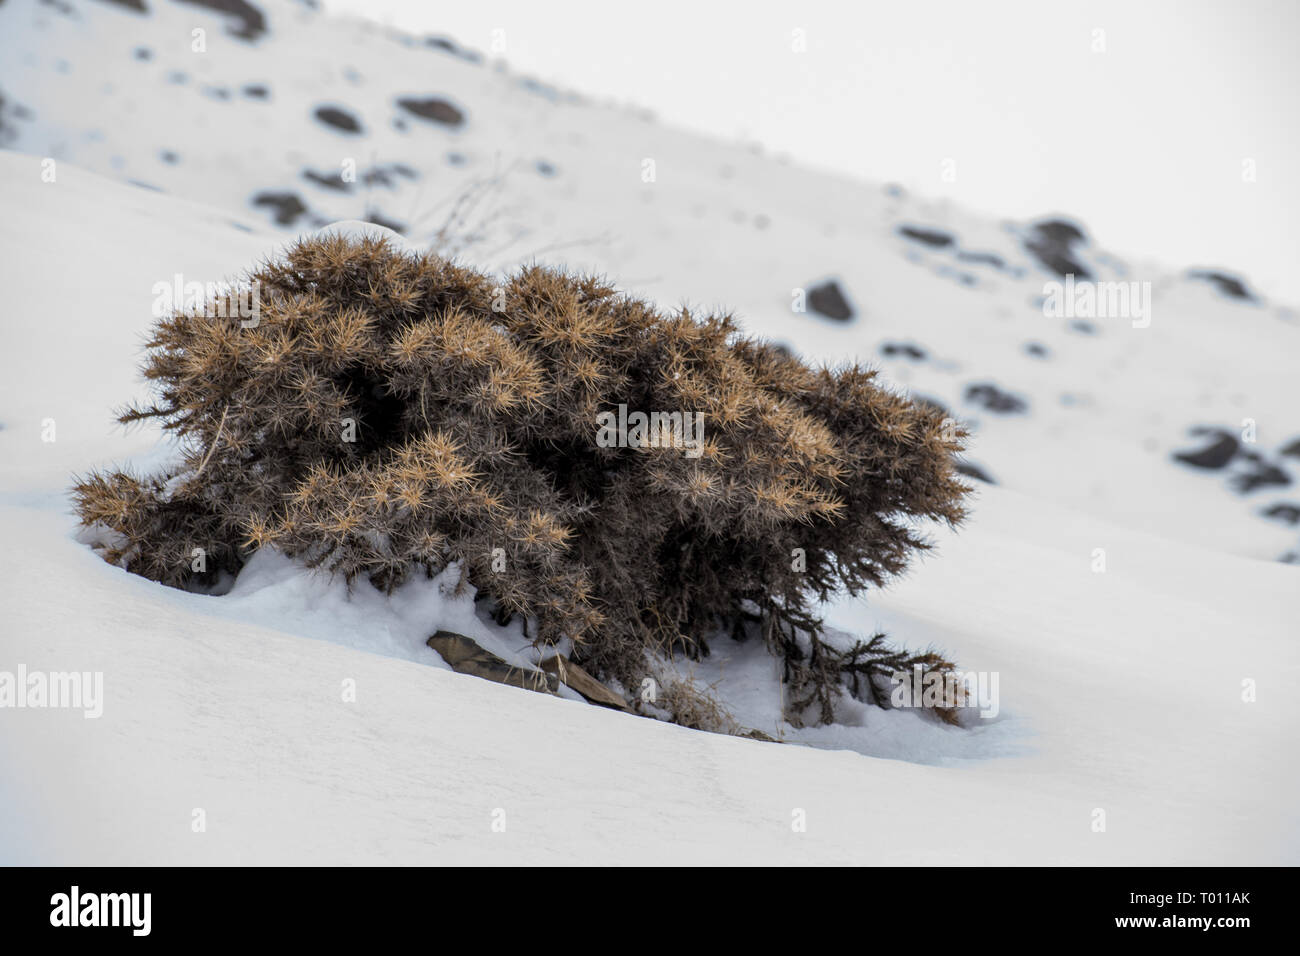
[1,0,1297,864]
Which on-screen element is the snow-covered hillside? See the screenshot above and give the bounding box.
[0,0,1297,864]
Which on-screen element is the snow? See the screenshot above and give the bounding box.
[1,0,1298,864]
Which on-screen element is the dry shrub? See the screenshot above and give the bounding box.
[653,677,742,736]
[73,234,971,725]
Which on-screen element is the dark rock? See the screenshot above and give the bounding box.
[535,159,557,177]
[242,83,269,99]
[955,461,995,484]
[1188,269,1257,303]
[172,0,267,42]
[1173,430,1238,469]
[302,168,351,192]
[314,105,362,134]
[1279,437,1300,458]
[423,36,482,63]
[1024,342,1050,358]
[95,0,147,10]
[964,383,1028,414]
[1230,462,1291,494]
[880,341,926,361]
[359,163,417,188]
[363,211,405,234]
[0,89,33,146]
[898,225,954,248]
[807,280,853,321]
[251,191,308,226]
[1033,220,1086,245]
[1262,503,1300,525]
[396,96,465,127]
[1025,217,1092,279]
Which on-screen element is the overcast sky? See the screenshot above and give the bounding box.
[322,0,1300,304]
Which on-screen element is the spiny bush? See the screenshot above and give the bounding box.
[73,234,971,726]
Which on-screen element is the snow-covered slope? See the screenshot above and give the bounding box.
[1,0,1297,864]
[4,0,1296,561]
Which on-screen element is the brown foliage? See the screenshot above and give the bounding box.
[73,234,971,724]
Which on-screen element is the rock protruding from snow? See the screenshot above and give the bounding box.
[806,279,854,321]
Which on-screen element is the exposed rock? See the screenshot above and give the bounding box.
[302,168,351,192]
[880,341,926,361]
[1173,429,1238,469]
[396,96,465,127]
[423,36,482,63]
[251,190,308,226]
[314,105,362,134]
[897,225,954,248]
[964,382,1028,414]
[806,280,853,321]
[362,210,405,234]
[173,0,267,42]
[361,163,417,187]
[1025,217,1092,279]
[1262,503,1300,525]
[1230,461,1290,494]
[428,631,558,695]
[1188,269,1257,303]
[955,461,996,484]
[539,656,629,710]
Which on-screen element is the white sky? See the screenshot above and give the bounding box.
[322,0,1300,304]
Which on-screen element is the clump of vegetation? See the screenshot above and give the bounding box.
[73,233,971,727]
